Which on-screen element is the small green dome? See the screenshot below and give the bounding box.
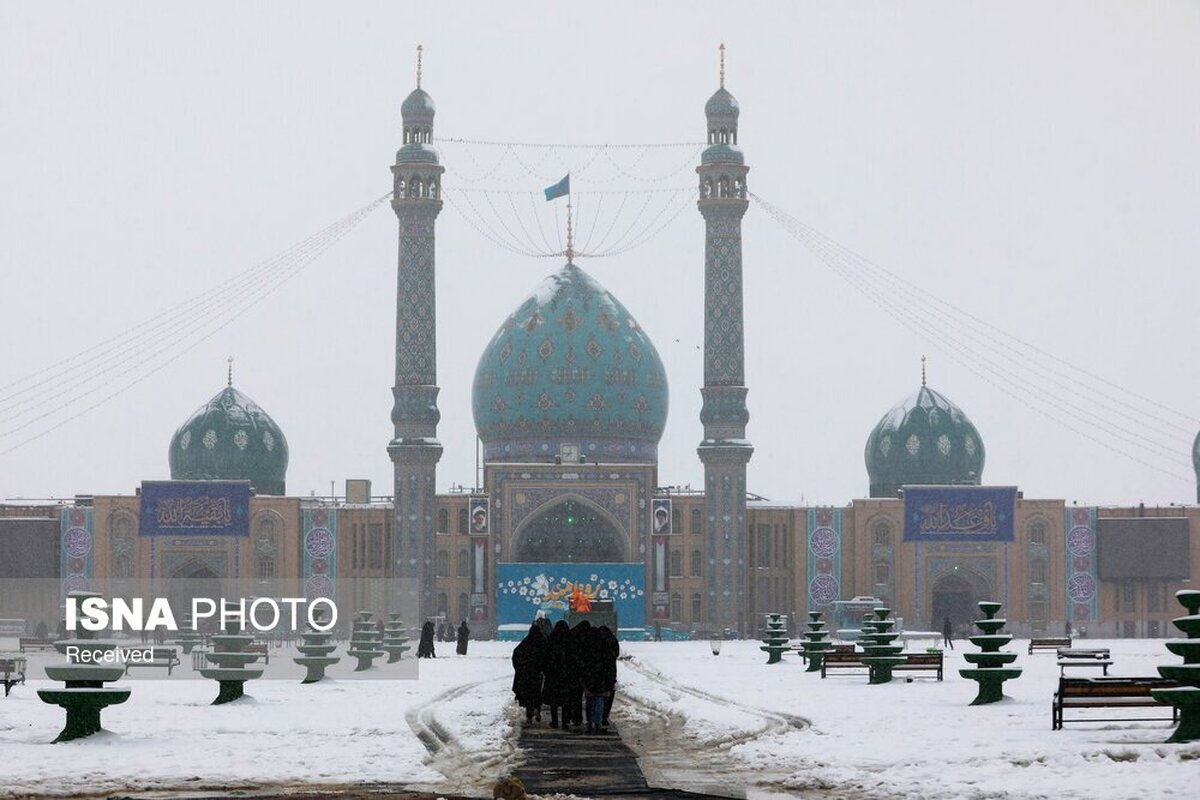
[168,385,289,495]
[401,87,436,119]
[705,87,739,119]
[865,384,985,498]
[472,262,668,463]
[701,143,745,165]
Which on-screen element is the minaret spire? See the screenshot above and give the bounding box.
[697,55,752,635]
[921,355,927,387]
[390,64,444,623]
[226,356,233,388]
[565,188,575,262]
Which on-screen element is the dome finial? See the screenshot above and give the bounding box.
[227,355,233,388]
[719,43,726,88]
[921,355,926,387]
[416,44,423,89]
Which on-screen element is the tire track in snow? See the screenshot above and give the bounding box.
[404,675,517,793]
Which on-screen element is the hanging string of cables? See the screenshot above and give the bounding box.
[751,192,1197,484]
[0,193,390,455]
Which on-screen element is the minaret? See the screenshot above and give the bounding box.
[697,45,753,634]
[389,46,444,622]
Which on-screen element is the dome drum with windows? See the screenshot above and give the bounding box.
[472,262,668,463]
[865,380,985,499]
[168,385,289,495]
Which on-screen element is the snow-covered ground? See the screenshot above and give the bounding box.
[0,636,1196,799]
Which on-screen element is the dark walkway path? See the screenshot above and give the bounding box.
[514,721,734,799]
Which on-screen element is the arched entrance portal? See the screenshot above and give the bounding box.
[931,571,989,635]
[169,561,224,633]
[514,499,627,562]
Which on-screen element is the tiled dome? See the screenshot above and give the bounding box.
[472,262,668,463]
[168,385,288,495]
[865,384,985,498]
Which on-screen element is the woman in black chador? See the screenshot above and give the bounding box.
[598,625,620,729]
[542,619,574,728]
[567,620,593,729]
[456,620,470,655]
[417,620,437,658]
[511,623,546,723]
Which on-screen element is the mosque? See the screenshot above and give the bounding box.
[2,65,1198,641]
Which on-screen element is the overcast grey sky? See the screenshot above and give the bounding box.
[2,2,1198,506]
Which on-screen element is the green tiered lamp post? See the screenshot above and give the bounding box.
[382,613,412,663]
[198,602,264,704]
[293,606,339,684]
[959,600,1022,705]
[800,611,832,673]
[37,591,132,742]
[760,613,790,664]
[860,607,906,684]
[347,611,385,671]
[175,613,203,655]
[1152,589,1200,742]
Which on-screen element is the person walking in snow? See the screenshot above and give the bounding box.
[511,623,546,724]
[417,619,437,658]
[942,615,955,650]
[456,620,470,655]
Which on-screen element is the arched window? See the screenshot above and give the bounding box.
[873,521,892,546]
[456,549,469,577]
[671,507,681,534]
[458,507,469,534]
[109,514,135,580]
[457,593,469,622]
[1030,559,1048,584]
[670,550,682,577]
[396,178,406,198]
[690,549,703,577]
[436,550,449,577]
[437,509,449,534]
[254,516,278,581]
[1028,521,1047,545]
[691,508,703,534]
[437,593,448,616]
[691,593,702,621]
[670,593,682,620]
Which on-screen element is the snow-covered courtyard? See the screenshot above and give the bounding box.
[0,636,1196,799]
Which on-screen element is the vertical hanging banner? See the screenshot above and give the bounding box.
[60,506,93,596]
[651,498,672,535]
[302,507,337,600]
[469,496,490,620]
[807,508,842,617]
[1064,506,1099,625]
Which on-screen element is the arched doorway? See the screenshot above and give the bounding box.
[930,571,989,635]
[169,561,224,634]
[513,498,627,562]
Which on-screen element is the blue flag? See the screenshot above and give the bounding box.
[544,174,570,201]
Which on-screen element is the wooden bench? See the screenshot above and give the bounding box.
[820,650,865,677]
[1052,677,1180,730]
[1029,637,1072,655]
[18,638,57,653]
[1,657,27,697]
[1057,648,1112,676]
[120,646,181,676]
[892,652,944,681]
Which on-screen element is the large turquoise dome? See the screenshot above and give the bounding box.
[865,383,985,498]
[472,262,668,462]
[168,385,289,495]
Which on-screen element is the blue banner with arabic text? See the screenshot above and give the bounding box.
[139,481,251,537]
[903,486,1016,542]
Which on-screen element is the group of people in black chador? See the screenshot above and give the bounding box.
[417,619,470,658]
[511,615,620,734]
